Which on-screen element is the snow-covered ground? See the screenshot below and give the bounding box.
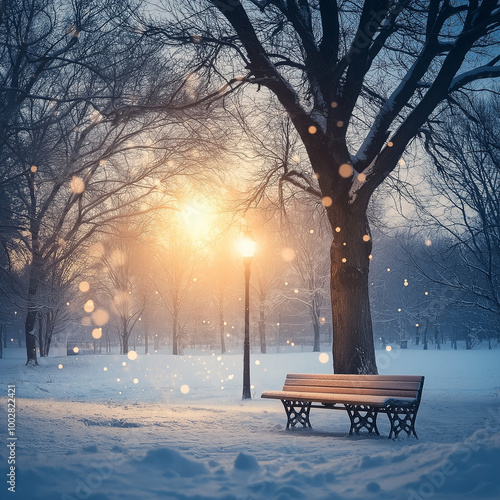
[1,346,499,500]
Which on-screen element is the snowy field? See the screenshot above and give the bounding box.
[1,346,500,500]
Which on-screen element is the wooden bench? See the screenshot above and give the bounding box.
[261,374,425,439]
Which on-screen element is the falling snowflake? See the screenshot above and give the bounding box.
[70,176,85,194]
[91,309,109,326]
[92,328,102,340]
[83,300,94,313]
[322,196,333,207]
[281,247,296,262]
[318,353,329,364]
[338,164,353,178]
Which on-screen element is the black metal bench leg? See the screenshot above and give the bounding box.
[281,400,312,429]
[344,404,380,435]
[386,404,419,439]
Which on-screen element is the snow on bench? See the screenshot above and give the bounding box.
[261,373,425,439]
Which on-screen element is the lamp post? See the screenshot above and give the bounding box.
[240,231,256,399]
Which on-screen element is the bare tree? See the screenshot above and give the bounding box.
[205,234,241,354]
[252,233,288,354]
[153,216,206,355]
[421,94,500,319]
[0,0,225,364]
[139,0,500,373]
[92,223,154,355]
[280,204,330,351]
[34,250,87,357]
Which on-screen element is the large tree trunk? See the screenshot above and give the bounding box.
[328,207,377,374]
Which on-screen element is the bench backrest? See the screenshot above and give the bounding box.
[282,374,424,401]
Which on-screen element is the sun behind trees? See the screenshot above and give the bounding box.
[0,0,230,364]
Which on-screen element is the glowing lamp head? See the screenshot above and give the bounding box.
[239,231,256,258]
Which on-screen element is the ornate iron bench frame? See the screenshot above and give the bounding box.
[262,374,425,439]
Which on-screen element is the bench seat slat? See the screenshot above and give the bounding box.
[281,386,418,398]
[285,373,423,382]
[261,390,416,408]
[284,379,421,391]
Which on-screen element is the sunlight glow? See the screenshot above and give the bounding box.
[181,199,215,242]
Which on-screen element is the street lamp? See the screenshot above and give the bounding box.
[239,230,256,399]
